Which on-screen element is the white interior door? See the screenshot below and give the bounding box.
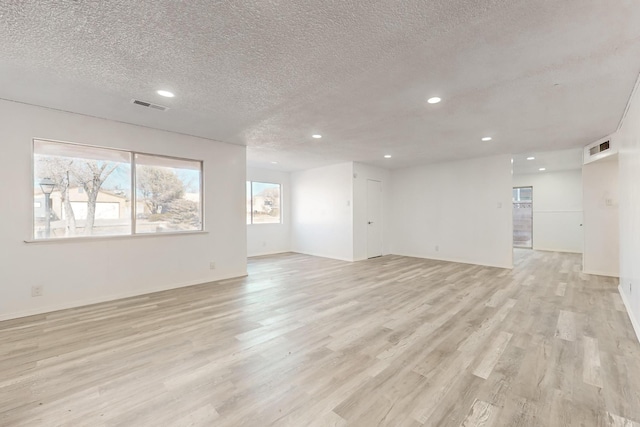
[367,179,383,258]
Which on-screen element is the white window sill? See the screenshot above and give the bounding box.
[24,230,208,244]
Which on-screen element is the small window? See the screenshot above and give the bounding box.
[512,187,532,202]
[246,181,281,224]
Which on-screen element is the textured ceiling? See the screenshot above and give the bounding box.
[1,1,640,171]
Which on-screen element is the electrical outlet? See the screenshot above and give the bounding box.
[435,245,439,252]
[31,285,43,297]
[209,262,216,270]
[262,241,267,247]
[630,282,633,293]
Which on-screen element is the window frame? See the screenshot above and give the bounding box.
[31,138,205,241]
[512,186,532,203]
[246,180,282,225]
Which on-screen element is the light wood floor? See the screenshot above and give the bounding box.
[1,250,639,426]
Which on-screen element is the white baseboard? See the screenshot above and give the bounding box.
[533,247,582,254]
[618,285,640,344]
[0,272,247,322]
[290,250,354,262]
[392,251,513,270]
[352,253,388,262]
[248,250,292,258]
[277,250,512,268]
[582,269,620,278]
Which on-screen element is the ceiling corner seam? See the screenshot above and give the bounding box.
[617,70,640,132]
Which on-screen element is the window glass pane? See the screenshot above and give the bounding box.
[246,181,252,224]
[251,182,281,224]
[33,140,132,239]
[135,154,202,233]
[513,187,532,202]
[519,187,532,201]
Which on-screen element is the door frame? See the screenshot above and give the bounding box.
[366,179,383,258]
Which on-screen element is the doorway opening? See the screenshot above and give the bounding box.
[513,186,533,248]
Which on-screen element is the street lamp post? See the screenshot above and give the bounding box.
[39,178,55,238]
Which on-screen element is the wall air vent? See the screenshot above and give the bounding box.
[131,99,169,111]
[589,140,610,156]
[583,136,616,165]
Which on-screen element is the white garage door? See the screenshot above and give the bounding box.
[68,202,120,219]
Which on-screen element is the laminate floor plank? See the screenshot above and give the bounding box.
[1,250,638,426]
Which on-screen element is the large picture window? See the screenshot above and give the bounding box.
[246,181,281,224]
[33,139,203,240]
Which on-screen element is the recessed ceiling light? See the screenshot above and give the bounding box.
[427,97,441,104]
[539,167,546,171]
[156,90,175,98]
[312,134,322,139]
[482,137,492,141]
[527,156,535,160]
[384,155,392,158]
[271,161,278,164]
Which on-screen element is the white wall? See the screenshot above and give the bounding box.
[513,170,583,253]
[247,167,291,257]
[582,156,619,277]
[389,154,513,269]
[0,100,247,321]
[617,79,640,340]
[291,162,354,261]
[352,162,391,261]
